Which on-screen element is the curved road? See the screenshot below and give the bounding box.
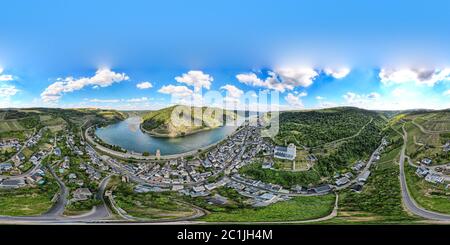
[399,125,450,221]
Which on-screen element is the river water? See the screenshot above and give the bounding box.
[95,116,237,155]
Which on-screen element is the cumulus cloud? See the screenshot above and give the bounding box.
[324,68,351,79]
[379,68,450,86]
[236,68,317,92]
[276,68,317,88]
[443,90,450,96]
[158,85,194,98]
[220,84,244,104]
[136,81,153,89]
[285,92,307,107]
[41,68,129,103]
[175,70,213,92]
[0,67,14,82]
[221,84,244,98]
[0,85,19,97]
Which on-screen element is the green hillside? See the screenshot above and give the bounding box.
[274,107,382,147]
[141,105,238,137]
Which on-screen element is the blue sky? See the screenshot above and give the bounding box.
[1,0,450,110]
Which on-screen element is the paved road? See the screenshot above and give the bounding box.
[399,125,450,221]
[43,165,68,217]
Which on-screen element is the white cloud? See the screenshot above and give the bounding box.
[220,84,244,99]
[158,85,194,98]
[126,97,149,103]
[315,96,325,100]
[285,92,307,107]
[236,68,317,92]
[276,68,317,88]
[0,85,19,97]
[136,81,153,89]
[324,68,350,79]
[88,97,149,104]
[379,68,450,86]
[0,67,14,82]
[343,91,380,105]
[89,98,121,103]
[175,70,213,92]
[443,90,450,96]
[41,68,129,103]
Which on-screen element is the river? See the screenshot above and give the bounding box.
[95,117,237,155]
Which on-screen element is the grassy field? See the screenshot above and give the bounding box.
[200,194,335,222]
[0,177,59,216]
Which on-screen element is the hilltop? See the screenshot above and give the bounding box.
[140,105,239,137]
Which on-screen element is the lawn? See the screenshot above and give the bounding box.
[200,194,335,222]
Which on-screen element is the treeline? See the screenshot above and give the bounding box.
[275,107,377,147]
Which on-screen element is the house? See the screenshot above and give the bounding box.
[172,185,184,191]
[12,155,22,166]
[72,188,93,201]
[54,147,61,156]
[358,171,371,182]
[0,178,26,188]
[207,194,229,205]
[259,193,277,202]
[443,142,450,152]
[274,143,296,161]
[343,172,354,179]
[68,173,77,179]
[421,158,432,166]
[335,176,350,186]
[0,163,13,172]
[262,161,273,169]
[310,184,332,194]
[416,166,429,177]
[352,161,365,171]
[425,173,444,184]
[192,185,206,192]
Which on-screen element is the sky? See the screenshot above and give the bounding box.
[1,0,450,111]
